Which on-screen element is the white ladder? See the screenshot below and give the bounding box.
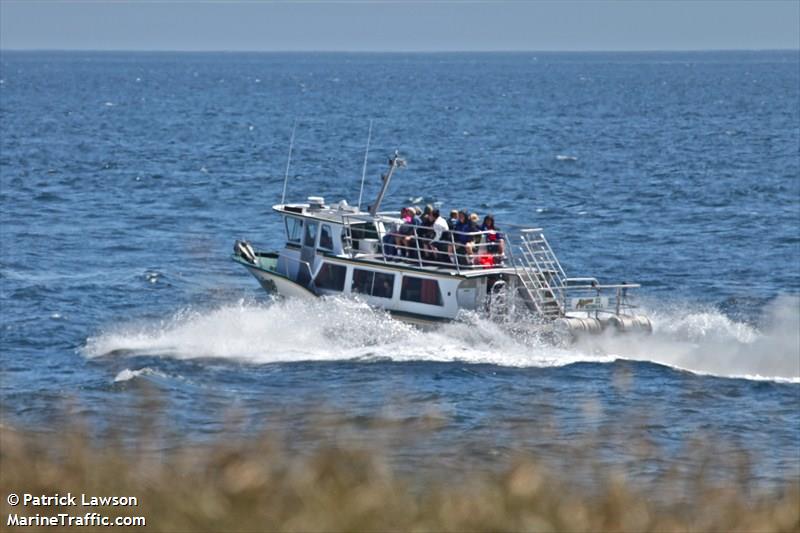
[512,230,567,318]
[342,222,355,255]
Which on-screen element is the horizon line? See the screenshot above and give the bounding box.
[2,47,799,54]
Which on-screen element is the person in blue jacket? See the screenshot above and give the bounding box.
[449,210,477,264]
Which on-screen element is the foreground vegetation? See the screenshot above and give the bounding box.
[1,419,797,533]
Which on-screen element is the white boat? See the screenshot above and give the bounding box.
[233,152,651,337]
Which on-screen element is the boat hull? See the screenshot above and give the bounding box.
[246,265,316,299]
[233,254,316,300]
[232,248,650,337]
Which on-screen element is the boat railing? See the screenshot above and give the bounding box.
[275,254,316,290]
[559,278,643,317]
[504,228,568,317]
[341,213,510,274]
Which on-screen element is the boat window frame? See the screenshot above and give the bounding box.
[314,262,347,292]
[319,224,334,251]
[350,222,379,241]
[400,276,444,307]
[304,220,319,248]
[351,268,395,300]
[285,216,304,244]
[371,271,394,299]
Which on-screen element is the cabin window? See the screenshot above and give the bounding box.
[350,222,379,241]
[351,268,394,299]
[285,217,303,243]
[319,224,334,251]
[314,263,346,292]
[351,269,372,295]
[401,276,443,306]
[372,272,394,299]
[304,221,318,247]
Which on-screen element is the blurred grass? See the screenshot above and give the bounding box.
[1,415,798,533]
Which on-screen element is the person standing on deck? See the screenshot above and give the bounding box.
[430,208,450,264]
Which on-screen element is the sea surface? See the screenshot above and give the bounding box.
[1,51,798,486]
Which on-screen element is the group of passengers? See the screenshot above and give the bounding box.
[382,204,505,267]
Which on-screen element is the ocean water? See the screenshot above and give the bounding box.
[1,51,798,485]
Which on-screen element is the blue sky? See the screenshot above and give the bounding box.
[1,1,798,52]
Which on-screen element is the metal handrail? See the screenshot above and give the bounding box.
[558,281,641,316]
[342,213,510,272]
[379,239,507,270]
[512,229,568,316]
[563,282,641,290]
[343,212,513,241]
[276,254,316,290]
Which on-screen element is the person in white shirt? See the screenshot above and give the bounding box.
[430,208,450,264]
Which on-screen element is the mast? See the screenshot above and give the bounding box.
[357,119,373,211]
[368,151,405,217]
[280,120,298,204]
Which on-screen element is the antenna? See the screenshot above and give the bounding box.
[280,119,298,204]
[357,119,373,211]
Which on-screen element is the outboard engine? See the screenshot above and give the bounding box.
[233,240,257,265]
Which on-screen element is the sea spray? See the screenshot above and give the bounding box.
[576,295,800,381]
[83,295,800,381]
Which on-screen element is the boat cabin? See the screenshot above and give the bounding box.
[271,197,514,320]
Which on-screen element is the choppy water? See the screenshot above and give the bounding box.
[1,51,798,485]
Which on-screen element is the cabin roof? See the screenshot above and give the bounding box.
[274,203,365,224]
[274,203,409,226]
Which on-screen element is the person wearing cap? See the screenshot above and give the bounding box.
[448,209,459,229]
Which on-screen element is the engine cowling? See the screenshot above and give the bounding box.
[233,240,257,264]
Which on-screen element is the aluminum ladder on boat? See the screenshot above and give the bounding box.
[341,222,355,256]
[511,229,567,319]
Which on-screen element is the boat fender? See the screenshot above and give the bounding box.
[234,240,257,264]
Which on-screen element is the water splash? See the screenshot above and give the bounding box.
[113,367,166,383]
[84,295,800,382]
[570,295,799,382]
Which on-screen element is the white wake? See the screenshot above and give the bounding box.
[83,295,800,382]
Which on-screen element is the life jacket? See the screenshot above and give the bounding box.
[477,254,494,268]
